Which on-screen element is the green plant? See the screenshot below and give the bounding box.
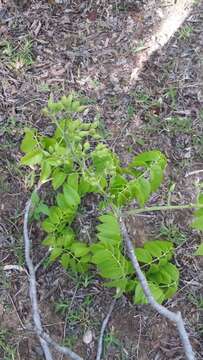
[104,330,121,353]
[0,328,16,360]
[0,38,33,70]
[158,224,187,245]
[188,293,203,309]
[178,25,193,40]
[20,95,203,305]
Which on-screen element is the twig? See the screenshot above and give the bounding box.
[24,193,53,360]
[8,293,26,330]
[3,264,28,274]
[120,218,195,360]
[185,169,203,177]
[36,330,83,360]
[23,188,83,360]
[34,249,51,273]
[96,298,117,360]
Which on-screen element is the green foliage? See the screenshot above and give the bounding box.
[20,94,202,307]
[192,192,203,255]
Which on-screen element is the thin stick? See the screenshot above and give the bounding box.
[23,189,83,360]
[96,298,117,360]
[123,203,203,217]
[185,169,203,177]
[36,330,83,360]
[120,218,195,360]
[24,195,53,360]
[34,249,51,272]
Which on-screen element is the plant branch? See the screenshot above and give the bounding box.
[119,218,195,360]
[96,298,117,360]
[23,188,83,360]
[124,203,203,217]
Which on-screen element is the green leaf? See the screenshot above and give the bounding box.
[42,235,55,246]
[144,240,173,258]
[80,254,92,263]
[63,184,80,208]
[138,178,151,203]
[60,254,70,269]
[57,232,74,248]
[31,191,40,207]
[20,128,37,153]
[42,219,56,233]
[148,263,179,285]
[56,193,67,209]
[105,278,128,292]
[20,149,43,166]
[150,164,163,192]
[197,193,203,204]
[40,161,51,182]
[91,249,127,279]
[67,173,79,191]
[134,282,165,304]
[130,150,165,167]
[71,243,90,257]
[135,248,152,264]
[164,284,178,299]
[129,178,151,206]
[194,243,203,256]
[110,175,128,195]
[192,216,203,230]
[52,169,67,190]
[48,206,62,224]
[50,248,63,261]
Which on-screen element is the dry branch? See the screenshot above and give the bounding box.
[96,298,117,360]
[120,218,195,360]
[23,189,83,360]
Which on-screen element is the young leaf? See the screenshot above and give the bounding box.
[52,169,67,190]
[60,253,70,269]
[135,248,152,264]
[67,173,79,191]
[20,129,37,153]
[109,175,128,195]
[48,206,62,224]
[194,243,203,256]
[129,150,165,167]
[20,149,43,166]
[192,216,203,231]
[150,164,163,192]
[164,284,178,299]
[63,184,81,207]
[56,193,67,209]
[71,243,90,257]
[40,161,51,182]
[134,282,165,304]
[42,219,56,233]
[42,235,55,246]
[49,247,63,262]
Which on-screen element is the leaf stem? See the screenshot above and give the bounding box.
[124,203,203,216]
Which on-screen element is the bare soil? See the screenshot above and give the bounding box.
[0,1,203,359]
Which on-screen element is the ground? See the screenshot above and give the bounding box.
[0,0,203,359]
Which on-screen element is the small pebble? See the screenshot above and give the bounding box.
[83,329,93,345]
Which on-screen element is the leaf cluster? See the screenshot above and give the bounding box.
[20,95,183,304]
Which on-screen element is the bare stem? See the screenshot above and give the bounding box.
[120,218,195,360]
[96,298,117,360]
[123,203,203,217]
[23,188,83,360]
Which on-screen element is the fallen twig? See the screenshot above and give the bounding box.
[120,218,195,360]
[23,188,83,360]
[96,298,117,360]
[185,169,203,177]
[3,264,28,274]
